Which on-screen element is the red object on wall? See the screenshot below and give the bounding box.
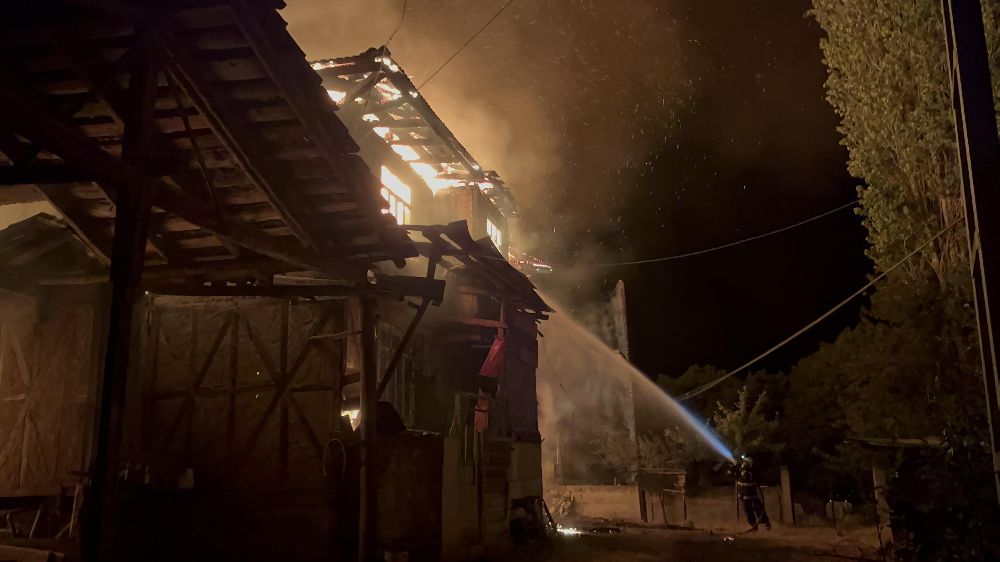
[479,332,505,379]
[475,333,506,431]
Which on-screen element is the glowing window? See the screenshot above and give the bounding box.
[380,166,412,225]
[486,218,503,249]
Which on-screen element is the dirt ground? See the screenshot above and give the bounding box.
[510,525,882,562]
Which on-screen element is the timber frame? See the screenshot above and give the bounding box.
[0,1,416,287]
[312,48,520,222]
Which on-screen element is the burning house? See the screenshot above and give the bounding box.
[0,3,549,562]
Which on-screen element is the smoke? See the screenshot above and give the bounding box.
[282,0,692,259]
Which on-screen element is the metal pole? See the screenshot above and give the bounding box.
[942,0,1000,501]
[358,294,379,562]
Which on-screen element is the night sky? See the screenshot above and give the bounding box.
[284,0,871,378]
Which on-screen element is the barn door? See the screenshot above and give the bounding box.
[0,290,99,494]
[142,298,346,487]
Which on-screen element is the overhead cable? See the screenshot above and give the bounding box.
[386,0,408,47]
[590,199,859,267]
[675,219,963,401]
[417,0,518,89]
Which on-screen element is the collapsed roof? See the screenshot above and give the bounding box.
[411,221,550,317]
[311,48,519,219]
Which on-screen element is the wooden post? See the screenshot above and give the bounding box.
[779,465,794,526]
[358,294,379,562]
[872,464,893,544]
[81,40,158,562]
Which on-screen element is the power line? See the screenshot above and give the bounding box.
[590,199,859,267]
[386,0,408,47]
[424,198,858,268]
[675,219,963,401]
[417,0,518,89]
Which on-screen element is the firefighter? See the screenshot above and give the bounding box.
[735,456,771,532]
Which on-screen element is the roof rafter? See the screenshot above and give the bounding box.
[0,79,364,282]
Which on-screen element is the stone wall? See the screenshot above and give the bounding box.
[546,484,641,521]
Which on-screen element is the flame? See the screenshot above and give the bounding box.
[391,145,420,162]
[376,82,403,101]
[380,166,412,204]
[409,162,461,193]
[373,127,396,140]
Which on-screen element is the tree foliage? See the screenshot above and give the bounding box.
[807,0,993,446]
[803,1,1000,557]
[712,385,783,460]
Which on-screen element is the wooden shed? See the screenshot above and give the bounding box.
[0,2,554,561]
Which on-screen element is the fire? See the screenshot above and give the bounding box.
[409,162,461,193]
[327,90,346,104]
[391,145,420,162]
[386,146,463,194]
[373,126,395,140]
[380,166,412,204]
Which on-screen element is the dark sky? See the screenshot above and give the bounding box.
[283,0,871,378]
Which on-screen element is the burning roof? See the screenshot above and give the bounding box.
[311,48,520,220]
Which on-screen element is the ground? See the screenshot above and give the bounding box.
[511,525,881,562]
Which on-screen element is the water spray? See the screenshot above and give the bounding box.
[536,294,737,465]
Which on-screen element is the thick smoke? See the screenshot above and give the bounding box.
[282,0,691,260]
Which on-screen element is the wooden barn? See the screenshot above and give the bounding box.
[0,2,551,561]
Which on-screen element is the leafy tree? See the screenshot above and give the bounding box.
[807,0,1000,557]
[808,0,988,444]
[592,424,709,482]
[712,385,783,460]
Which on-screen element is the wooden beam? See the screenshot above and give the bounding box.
[358,294,379,562]
[381,118,430,129]
[229,6,408,266]
[370,96,410,114]
[0,164,92,185]
[146,283,357,298]
[0,81,363,281]
[338,70,383,108]
[36,256,291,286]
[36,184,113,266]
[65,0,149,21]
[161,49,323,250]
[119,39,174,264]
[81,40,158,562]
[390,138,446,147]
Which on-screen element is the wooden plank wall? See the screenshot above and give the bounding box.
[0,287,104,495]
[135,296,347,489]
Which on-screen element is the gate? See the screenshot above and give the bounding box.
[139,296,348,488]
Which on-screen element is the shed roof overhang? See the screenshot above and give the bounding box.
[0,1,416,286]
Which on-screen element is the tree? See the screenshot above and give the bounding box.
[808,1,1000,558]
[712,385,783,460]
[809,0,990,446]
[592,423,709,483]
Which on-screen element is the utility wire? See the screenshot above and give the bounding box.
[386,0,408,47]
[591,199,859,267]
[417,0,518,89]
[675,219,963,401]
[452,198,858,266]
